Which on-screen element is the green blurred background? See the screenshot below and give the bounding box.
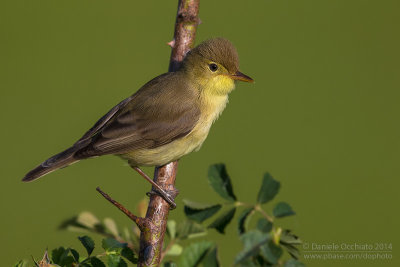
[1,0,399,266]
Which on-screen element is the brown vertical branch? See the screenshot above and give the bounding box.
[168,0,201,72]
[137,1,200,266]
[97,1,200,265]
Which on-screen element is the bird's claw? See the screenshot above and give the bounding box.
[146,189,177,210]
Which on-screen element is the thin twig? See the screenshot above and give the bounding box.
[96,187,146,230]
[255,204,274,223]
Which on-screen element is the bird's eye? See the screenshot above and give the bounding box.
[209,63,218,72]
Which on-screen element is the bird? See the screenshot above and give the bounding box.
[23,38,253,207]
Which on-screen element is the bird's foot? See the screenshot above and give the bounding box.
[132,166,178,209]
[146,188,178,210]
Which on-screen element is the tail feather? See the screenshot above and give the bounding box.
[22,146,79,182]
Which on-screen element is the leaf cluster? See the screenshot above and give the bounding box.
[180,164,305,266]
[16,235,136,267]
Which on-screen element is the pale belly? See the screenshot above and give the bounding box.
[120,123,210,167]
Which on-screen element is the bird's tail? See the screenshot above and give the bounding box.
[22,146,80,182]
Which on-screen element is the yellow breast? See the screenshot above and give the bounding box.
[122,75,235,167]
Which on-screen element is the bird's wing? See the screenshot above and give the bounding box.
[75,72,201,158]
[74,96,133,147]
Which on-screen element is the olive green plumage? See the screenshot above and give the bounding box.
[23,38,253,182]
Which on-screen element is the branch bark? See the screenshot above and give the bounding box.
[168,0,201,72]
[97,1,200,266]
[137,1,200,266]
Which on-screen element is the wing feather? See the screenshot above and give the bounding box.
[75,72,200,158]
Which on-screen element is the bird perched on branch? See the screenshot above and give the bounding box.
[23,38,253,207]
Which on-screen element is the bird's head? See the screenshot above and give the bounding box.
[182,38,253,95]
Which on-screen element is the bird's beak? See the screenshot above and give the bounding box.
[230,71,254,83]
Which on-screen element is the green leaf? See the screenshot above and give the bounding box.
[257,173,280,204]
[102,238,127,254]
[78,236,95,256]
[79,262,92,267]
[208,207,236,234]
[238,207,255,235]
[106,254,127,267]
[254,255,270,266]
[201,245,220,267]
[167,220,177,239]
[235,230,270,264]
[13,260,25,267]
[77,211,101,229]
[165,244,183,256]
[256,218,273,233]
[118,258,128,267]
[163,261,177,267]
[238,259,258,267]
[177,220,207,240]
[59,216,86,231]
[260,240,283,264]
[280,230,302,245]
[273,202,295,218]
[51,247,73,265]
[62,256,75,266]
[208,164,236,202]
[178,241,213,267]
[51,247,65,264]
[121,247,137,264]
[183,200,222,223]
[284,259,306,267]
[282,243,300,259]
[90,257,106,267]
[70,249,79,262]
